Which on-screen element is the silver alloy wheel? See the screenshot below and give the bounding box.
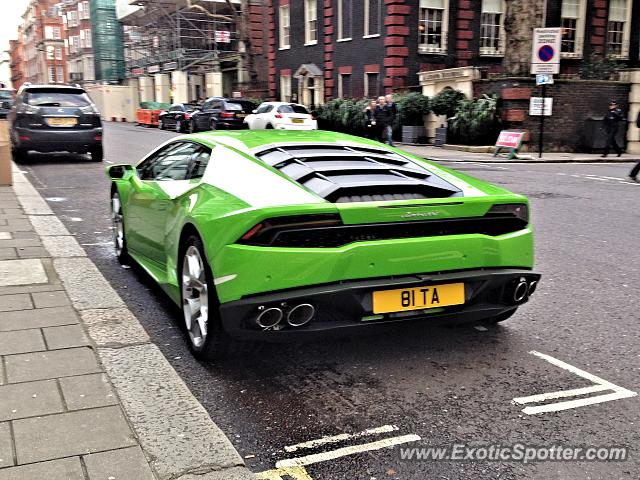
[158,119,164,130]
[182,246,209,348]
[111,193,124,257]
[176,120,182,133]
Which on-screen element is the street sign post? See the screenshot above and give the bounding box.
[531,28,560,159]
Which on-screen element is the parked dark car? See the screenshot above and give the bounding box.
[0,88,15,118]
[158,103,200,133]
[188,97,254,133]
[8,84,103,161]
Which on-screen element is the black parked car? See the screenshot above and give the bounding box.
[0,88,15,118]
[188,97,254,133]
[8,84,103,161]
[158,103,200,133]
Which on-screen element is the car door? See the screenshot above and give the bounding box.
[254,104,273,129]
[126,142,204,265]
[209,100,223,129]
[195,100,213,130]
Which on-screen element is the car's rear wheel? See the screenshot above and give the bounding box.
[90,146,104,162]
[180,235,230,361]
[266,123,274,129]
[11,146,27,162]
[175,120,183,133]
[209,119,217,131]
[111,191,130,264]
[158,119,165,130]
[189,120,197,133]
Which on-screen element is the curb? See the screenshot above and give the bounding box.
[11,165,256,480]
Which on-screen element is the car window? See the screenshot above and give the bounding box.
[169,105,182,112]
[184,104,199,112]
[256,104,273,114]
[202,100,213,110]
[25,89,91,107]
[188,148,212,180]
[138,142,202,181]
[278,104,309,114]
[0,90,13,100]
[226,101,255,113]
[212,100,222,110]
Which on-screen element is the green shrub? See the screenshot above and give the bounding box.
[447,94,501,145]
[396,92,430,126]
[430,88,466,118]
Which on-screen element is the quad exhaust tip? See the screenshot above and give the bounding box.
[286,303,316,327]
[528,280,538,296]
[256,307,283,329]
[513,280,529,303]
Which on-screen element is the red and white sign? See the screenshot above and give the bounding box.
[215,30,231,43]
[530,28,561,75]
[495,131,525,149]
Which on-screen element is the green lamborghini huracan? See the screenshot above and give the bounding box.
[107,130,540,360]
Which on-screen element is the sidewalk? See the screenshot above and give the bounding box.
[0,167,255,479]
[397,143,640,163]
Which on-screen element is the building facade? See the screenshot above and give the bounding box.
[269,0,640,105]
[9,31,25,90]
[19,0,68,85]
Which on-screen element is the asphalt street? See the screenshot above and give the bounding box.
[16,122,640,480]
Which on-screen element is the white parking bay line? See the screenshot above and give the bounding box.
[284,425,399,453]
[276,434,421,469]
[512,351,637,415]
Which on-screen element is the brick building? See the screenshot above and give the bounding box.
[61,0,96,83]
[18,0,68,85]
[9,30,26,90]
[268,0,640,105]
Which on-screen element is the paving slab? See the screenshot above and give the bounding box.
[99,344,244,479]
[81,308,150,347]
[31,291,70,309]
[0,259,48,287]
[59,373,117,411]
[0,379,63,421]
[5,347,101,383]
[28,216,70,237]
[41,235,86,258]
[0,249,16,261]
[0,330,46,356]
[0,306,78,332]
[13,406,137,464]
[17,246,50,259]
[177,467,256,480]
[43,325,90,350]
[0,457,84,480]
[0,284,64,297]
[83,446,155,480]
[54,258,124,310]
[0,239,42,249]
[0,423,15,468]
[0,234,10,240]
[0,294,32,313]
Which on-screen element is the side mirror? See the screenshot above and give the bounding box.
[106,164,135,180]
[252,109,257,114]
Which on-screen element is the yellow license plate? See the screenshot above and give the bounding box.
[372,282,465,314]
[46,117,77,127]
[236,113,247,118]
[292,118,304,124]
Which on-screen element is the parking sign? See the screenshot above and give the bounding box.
[530,28,561,75]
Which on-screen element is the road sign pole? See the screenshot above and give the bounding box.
[539,84,546,159]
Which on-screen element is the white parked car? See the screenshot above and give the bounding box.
[244,102,318,130]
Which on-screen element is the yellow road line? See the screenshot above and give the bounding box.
[256,466,314,480]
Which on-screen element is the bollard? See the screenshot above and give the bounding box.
[0,120,11,186]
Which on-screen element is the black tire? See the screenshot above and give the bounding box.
[189,120,197,133]
[11,146,27,162]
[175,120,182,133]
[158,119,165,130]
[209,120,217,131]
[266,123,274,129]
[486,308,518,325]
[111,191,130,264]
[90,146,104,162]
[179,234,234,361]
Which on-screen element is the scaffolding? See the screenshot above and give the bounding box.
[91,0,126,82]
[118,0,242,78]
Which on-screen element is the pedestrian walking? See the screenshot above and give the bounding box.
[628,111,640,181]
[364,100,378,140]
[385,94,397,146]
[374,96,392,144]
[602,100,624,158]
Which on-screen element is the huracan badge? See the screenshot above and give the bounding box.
[401,211,443,219]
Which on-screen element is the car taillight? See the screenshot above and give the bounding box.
[94,135,102,141]
[221,111,234,118]
[274,114,283,119]
[486,203,528,223]
[239,214,342,246]
[185,113,192,119]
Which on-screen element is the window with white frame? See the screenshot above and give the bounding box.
[561,0,586,57]
[57,66,64,83]
[280,75,291,102]
[418,0,448,53]
[480,0,504,55]
[279,5,290,49]
[84,29,92,48]
[364,72,380,97]
[338,0,352,40]
[68,10,78,27]
[53,27,61,40]
[79,1,90,20]
[338,73,352,98]
[304,0,317,44]
[80,29,86,49]
[364,0,381,37]
[45,26,54,39]
[46,45,55,60]
[607,0,631,58]
[55,46,63,60]
[85,56,94,80]
[48,66,55,83]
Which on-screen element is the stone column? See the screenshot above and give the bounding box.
[153,74,171,104]
[625,69,640,154]
[171,71,189,104]
[138,76,154,103]
[205,72,223,97]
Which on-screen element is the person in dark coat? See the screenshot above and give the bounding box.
[374,96,392,143]
[384,94,397,146]
[602,100,624,158]
[629,111,640,181]
[364,100,378,140]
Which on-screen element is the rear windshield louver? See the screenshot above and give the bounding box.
[254,145,461,203]
[239,214,528,248]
